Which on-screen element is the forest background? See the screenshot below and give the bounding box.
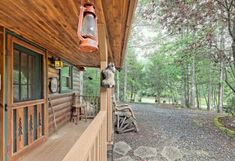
[83,0,235,115]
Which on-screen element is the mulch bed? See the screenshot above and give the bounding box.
[219,116,235,132]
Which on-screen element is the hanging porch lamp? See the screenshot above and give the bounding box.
[77,2,98,53]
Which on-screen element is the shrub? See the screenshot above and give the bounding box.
[225,96,235,116]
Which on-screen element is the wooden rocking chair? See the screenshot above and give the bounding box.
[113,99,139,133]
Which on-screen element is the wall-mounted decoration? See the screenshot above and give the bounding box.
[50,77,58,93]
[54,60,64,69]
[101,63,116,88]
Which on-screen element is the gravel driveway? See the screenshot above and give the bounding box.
[114,103,235,161]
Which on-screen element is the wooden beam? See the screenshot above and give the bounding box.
[0,26,5,161]
[7,34,13,161]
[98,23,113,148]
[98,24,108,111]
[95,0,105,24]
[107,39,114,63]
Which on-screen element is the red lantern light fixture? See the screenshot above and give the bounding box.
[77,2,98,53]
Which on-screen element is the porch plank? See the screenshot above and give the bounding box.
[18,121,91,161]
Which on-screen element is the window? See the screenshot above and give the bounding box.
[60,64,73,92]
[13,44,43,102]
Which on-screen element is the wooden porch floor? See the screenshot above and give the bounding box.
[19,120,92,161]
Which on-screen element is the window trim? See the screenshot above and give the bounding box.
[60,62,73,93]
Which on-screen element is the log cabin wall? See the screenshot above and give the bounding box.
[47,54,80,135]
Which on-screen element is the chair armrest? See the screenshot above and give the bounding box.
[116,104,129,107]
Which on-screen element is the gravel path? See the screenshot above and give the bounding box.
[114,104,235,161]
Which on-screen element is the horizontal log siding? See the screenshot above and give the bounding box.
[48,55,80,135]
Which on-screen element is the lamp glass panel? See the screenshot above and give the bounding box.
[81,13,96,38]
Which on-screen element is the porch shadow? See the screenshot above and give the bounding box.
[19,120,92,161]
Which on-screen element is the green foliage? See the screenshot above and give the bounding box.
[224,96,235,116]
[83,68,100,96]
[109,0,235,110]
[145,51,181,101]
[118,47,146,102]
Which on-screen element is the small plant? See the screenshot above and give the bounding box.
[225,96,235,116]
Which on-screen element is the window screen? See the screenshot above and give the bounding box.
[13,44,43,102]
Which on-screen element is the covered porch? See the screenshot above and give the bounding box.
[19,120,92,161]
[0,0,137,161]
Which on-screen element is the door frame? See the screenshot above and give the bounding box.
[6,34,48,161]
[0,26,5,161]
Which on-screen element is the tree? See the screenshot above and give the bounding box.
[83,68,100,96]
[119,47,145,102]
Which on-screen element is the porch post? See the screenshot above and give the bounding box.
[98,23,113,144]
[0,26,5,161]
[107,88,113,143]
[99,24,108,112]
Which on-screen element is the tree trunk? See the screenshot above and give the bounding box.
[130,84,134,102]
[191,56,196,108]
[212,85,215,110]
[213,84,218,110]
[124,61,127,102]
[230,17,235,73]
[218,27,225,113]
[196,80,200,109]
[204,92,208,108]
[186,63,190,108]
[207,63,212,110]
[181,64,186,107]
[218,60,225,113]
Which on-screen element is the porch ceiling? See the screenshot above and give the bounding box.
[0,0,137,69]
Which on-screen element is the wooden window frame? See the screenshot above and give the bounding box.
[13,44,43,102]
[60,63,73,93]
[8,36,46,106]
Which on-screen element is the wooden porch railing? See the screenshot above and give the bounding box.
[80,95,100,117]
[62,111,107,161]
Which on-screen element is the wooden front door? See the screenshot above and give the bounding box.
[7,35,47,161]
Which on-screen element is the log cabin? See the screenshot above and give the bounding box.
[0,0,137,161]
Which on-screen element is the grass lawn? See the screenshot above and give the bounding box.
[139,97,218,110]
